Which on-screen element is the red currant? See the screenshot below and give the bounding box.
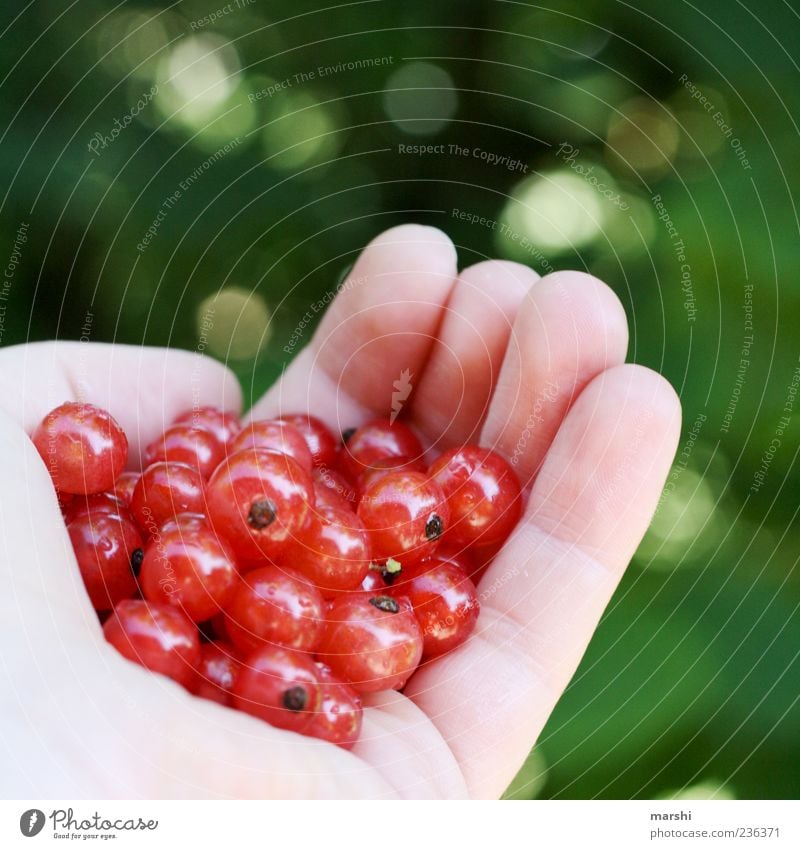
[230,419,313,473]
[357,471,449,567]
[68,510,143,611]
[188,641,241,705]
[64,491,129,524]
[143,425,224,479]
[317,594,423,692]
[130,461,206,535]
[111,471,140,506]
[283,505,371,596]
[391,558,479,658]
[139,523,238,622]
[356,454,426,498]
[312,467,357,512]
[32,402,128,494]
[338,418,423,480]
[173,406,241,447]
[223,565,324,654]
[232,645,321,732]
[307,663,363,749]
[103,599,199,686]
[205,448,314,562]
[428,445,522,548]
[278,414,338,469]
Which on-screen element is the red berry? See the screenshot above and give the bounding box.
[230,419,313,473]
[103,599,199,686]
[64,491,129,524]
[312,467,356,511]
[357,454,426,498]
[360,569,388,593]
[338,419,423,480]
[317,594,423,692]
[32,402,128,494]
[278,414,338,469]
[189,641,241,705]
[307,663,363,749]
[111,471,140,506]
[428,446,522,548]
[232,645,321,732]
[173,406,242,447]
[205,448,314,562]
[223,565,324,654]
[284,506,371,596]
[143,425,224,479]
[159,512,210,535]
[130,462,206,535]
[68,510,143,611]
[391,559,479,658]
[139,523,238,622]
[357,471,449,567]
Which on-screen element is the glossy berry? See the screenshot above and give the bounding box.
[205,448,314,562]
[357,454,426,498]
[223,565,324,654]
[317,594,423,692]
[112,471,140,506]
[173,406,241,447]
[32,402,128,495]
[130,461,206,535]
[312,467,357,512]
[232,645,321,732]
[103,599,199,686]
[391,559,479,658]
[360,568,388,593]
[65,491,129,524]
[189,641,241,705]
[230,419,313,473]
[143,425,224,479]
[358,471,449,567]
[68,510,143,611]
[338,419,423,481]
[307,663,363,749]
[428,446,521,548]
[284,506,371,596]
[139,523,238,622]
[278,414,338,469]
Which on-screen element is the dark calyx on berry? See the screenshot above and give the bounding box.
[425,514,444,541]
[282,685,308,711]
[248,498,277,529]
[369,595,399,614]
[130,548,145,575]
[341,427,356,444]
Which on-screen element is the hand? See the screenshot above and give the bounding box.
[0,225,680,799]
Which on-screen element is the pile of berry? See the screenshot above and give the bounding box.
[32,402,522,749]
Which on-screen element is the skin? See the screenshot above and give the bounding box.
[0,224,681,799]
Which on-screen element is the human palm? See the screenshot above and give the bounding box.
[0,225,680,799]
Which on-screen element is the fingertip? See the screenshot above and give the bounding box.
[365,223,458,276]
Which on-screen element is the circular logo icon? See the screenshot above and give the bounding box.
[19,809,46,837]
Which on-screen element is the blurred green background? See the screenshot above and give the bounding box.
[1,0,798,799]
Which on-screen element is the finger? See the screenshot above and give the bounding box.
[405,364,681,798]
[407,260,535,448]
[250,224,458,431]
[0,341,242,464]
[480,271,629,486]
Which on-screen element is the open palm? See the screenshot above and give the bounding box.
[0,225,680,799]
